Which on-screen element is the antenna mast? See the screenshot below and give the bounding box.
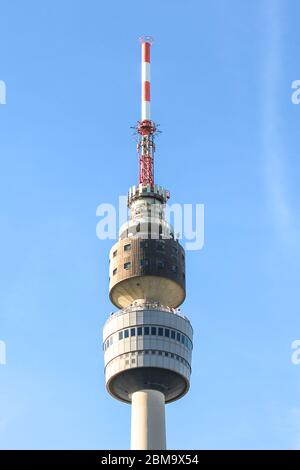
[137,36,156,186]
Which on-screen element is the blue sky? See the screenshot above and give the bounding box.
[1,0,300,450]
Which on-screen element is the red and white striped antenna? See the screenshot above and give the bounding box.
[140,36,153,122]
[136,36,156,187]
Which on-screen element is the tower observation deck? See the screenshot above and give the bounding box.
[102,38,193,450]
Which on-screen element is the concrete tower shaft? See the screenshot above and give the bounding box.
[131,390,166,450]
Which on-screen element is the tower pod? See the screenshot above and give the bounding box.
[103,304,193,403]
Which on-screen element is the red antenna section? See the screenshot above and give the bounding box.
[137,37,156,187]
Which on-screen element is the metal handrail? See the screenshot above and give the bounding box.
[108,302,191,324]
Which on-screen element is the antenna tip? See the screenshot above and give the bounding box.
[139,35,154,45]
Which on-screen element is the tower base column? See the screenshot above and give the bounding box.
[131,389,166,450]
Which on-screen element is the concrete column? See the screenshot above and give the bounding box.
[131,389,166,450]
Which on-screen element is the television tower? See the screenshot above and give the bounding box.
[103,37,193,450]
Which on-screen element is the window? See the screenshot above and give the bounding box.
[151,326,157,336]
[171,330,176,340]
[113,250,117,257]
[113,268,117,276]
[119,331,123,340]
[137,327,143,336]
[124,329,129,339]
[130,328,136,337]
[181,335,185,344]
[145,350,149,354]
[164,329,170,338]
[109,336,113,345]
[176,332,181,342]
[124,244,131,252]
[124,262,131,270]
[106,340,109,349]
[158,327,164,337]
[158,351,163,355]
[144,327,150,335]
[171,353,174,358]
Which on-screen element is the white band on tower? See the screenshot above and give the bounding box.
[141,38,152,121]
